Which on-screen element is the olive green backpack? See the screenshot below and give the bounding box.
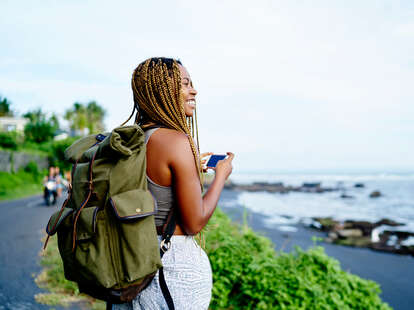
[44,125,175,307]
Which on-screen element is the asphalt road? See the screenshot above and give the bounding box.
[0,194,79,310]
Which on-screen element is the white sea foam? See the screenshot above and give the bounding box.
[276,226,298,232]
[232,173,414,234]
[401,237,414,247]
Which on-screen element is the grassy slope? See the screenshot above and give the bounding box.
[0,171,43,201]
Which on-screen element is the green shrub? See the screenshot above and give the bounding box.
[23,109,58,144]
[24,161,39,176]
[24,121,55,143]
[48,137,78,171]
[17,137,78,170]
[204,209,392,310]
[0,132,18,150]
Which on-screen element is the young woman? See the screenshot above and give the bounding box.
[113,57,234,309]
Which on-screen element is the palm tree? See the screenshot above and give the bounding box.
[64,102,87,135]
[64,101,105,135]
[86,101,106,134]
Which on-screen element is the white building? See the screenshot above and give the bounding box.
[0,117,28,132]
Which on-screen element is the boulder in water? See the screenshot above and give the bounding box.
[340,193,355,199]
[337,229,363,238]
[369,191,382,198]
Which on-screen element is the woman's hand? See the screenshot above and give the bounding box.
[213,152,234,180]
[200,152,213,173]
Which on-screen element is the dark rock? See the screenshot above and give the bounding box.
[334,236,372,247]
[302,182,321,188]
[309,215,414,256]
[228,181,337,194]
[375,218,403,227]
[340,193,355,199]
[370,230,414,256]
[337,229,363,238]
[343,220,375,236]
[354,183,365,188]
[369,191,382,198]
[253,181,284,187]
[312,217,342,232]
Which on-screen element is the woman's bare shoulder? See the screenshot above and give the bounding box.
[151,128,192,156]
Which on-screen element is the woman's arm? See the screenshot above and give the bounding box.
[168,133,234,235]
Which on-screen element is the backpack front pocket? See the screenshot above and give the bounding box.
[46,207,74,236]
[109,189,161,283]
[72,206,117,288]
[76,206,100,241]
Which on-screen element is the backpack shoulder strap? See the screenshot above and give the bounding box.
[144,128,160,144]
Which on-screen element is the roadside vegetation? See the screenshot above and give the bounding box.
[0,134,76,201]
[36,209,391,310]
[0,165,44,201]
[0,95,105,200]
[205,209,391,310]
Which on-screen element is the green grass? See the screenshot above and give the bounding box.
[0,170,43,201]
[36,209,392,310]
[36,234,106,309]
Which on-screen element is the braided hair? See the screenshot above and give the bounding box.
[123,57,202,186]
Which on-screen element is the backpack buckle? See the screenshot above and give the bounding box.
[160,239,171,253]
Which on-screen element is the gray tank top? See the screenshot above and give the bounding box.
[144,128,174,227]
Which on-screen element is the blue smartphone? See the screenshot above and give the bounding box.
[206,154,227,168]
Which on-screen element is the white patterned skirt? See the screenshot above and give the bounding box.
[113,235,212,310]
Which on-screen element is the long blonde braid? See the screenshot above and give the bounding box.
[124,58,202,187]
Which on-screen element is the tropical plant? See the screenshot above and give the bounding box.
[0,96,13,116]
[64,101,105,135]
[86,101,106,133]
[23,109,59,143]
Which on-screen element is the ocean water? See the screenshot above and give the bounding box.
[223,172,414,236]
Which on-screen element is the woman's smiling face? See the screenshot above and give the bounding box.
[179,65,197,117]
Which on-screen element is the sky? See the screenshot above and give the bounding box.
[1,0,413,173]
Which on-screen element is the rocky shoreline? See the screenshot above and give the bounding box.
[223,181,337,193]
[220,180,383,198]
[207,178,413,256]
[308,217,414,256]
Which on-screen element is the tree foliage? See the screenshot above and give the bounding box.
[48,137,79,171]
[23,109,59,143]
[0,96,13,116]
[0,132,18,149]
[64,101,105,135]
